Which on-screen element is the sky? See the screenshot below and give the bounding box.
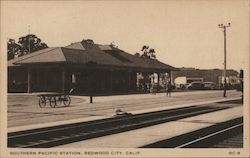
[1,0,249,71]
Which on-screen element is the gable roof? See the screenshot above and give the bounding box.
[8,40,178,72]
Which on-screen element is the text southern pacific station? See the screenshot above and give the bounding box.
[10,151,81,156]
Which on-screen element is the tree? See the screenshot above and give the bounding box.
[7,34,48,60]
[18,34,48,54]
[141,45,156,59]
[134,45,156,59]
[7,39,21,60]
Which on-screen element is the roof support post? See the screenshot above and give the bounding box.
[27,68,32,93]
[128,70,131,92]
[157,73,160,92]
[44,69,48,91]
[143,72,147,92]
[62,68,66,93]
[169,71,173,85]
[110,70,113,95]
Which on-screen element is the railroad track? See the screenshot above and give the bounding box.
[142,117,243,148]
[8,104,234,148]
[212,133,243,148]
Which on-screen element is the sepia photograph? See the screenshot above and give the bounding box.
[1,0,249,157]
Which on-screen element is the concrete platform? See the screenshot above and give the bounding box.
[58,105,243,148]
[8,90,242,132]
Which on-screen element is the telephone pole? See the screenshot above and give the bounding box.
[218,22,231,97]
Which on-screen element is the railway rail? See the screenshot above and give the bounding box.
[142,117,243,148]
[212,133,243,148]
[8,102,238,148]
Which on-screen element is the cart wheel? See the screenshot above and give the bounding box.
[49,97,57,108]
[38,97,46,108]
[63,95,71,106]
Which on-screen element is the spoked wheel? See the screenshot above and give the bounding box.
[38,97,46,108]
[49,97,57,108]
[63,95,71,107]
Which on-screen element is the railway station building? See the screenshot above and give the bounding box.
[8,39,178,94]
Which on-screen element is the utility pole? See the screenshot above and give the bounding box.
[218,23,231,97]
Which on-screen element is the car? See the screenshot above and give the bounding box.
[203,82,217,90]
[186,82,204,90]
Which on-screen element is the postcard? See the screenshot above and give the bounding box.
[1,0,249,157]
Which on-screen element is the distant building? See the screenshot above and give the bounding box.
[171,67,239,87]
[8,39,178,94]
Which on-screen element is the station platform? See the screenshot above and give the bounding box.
[8,90,242,133]
[57,105,243,148]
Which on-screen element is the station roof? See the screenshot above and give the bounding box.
[8,40,178,72]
